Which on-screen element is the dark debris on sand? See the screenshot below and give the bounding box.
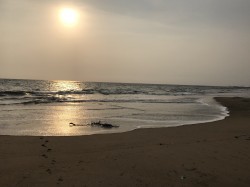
[69,121,119,129]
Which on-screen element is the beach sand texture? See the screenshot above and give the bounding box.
[0,97,250,187]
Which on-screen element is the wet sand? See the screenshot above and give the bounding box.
[0,97,250,187]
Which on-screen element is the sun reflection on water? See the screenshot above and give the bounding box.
[50,80,81,91]
[49,105,87,135]
[45,80,87,135]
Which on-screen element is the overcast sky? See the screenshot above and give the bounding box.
[0,0,250,86]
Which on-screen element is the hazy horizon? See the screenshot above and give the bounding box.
[1,77,249,88]
[1,0,250,86]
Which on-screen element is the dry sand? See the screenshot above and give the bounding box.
[0,97,250,187]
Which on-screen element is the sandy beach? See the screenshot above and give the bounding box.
[0,97,250,187]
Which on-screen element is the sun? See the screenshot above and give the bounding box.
[59,8,79,27]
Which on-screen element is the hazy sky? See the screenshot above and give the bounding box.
[1,0,250,86]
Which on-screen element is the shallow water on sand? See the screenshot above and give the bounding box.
[0,79,249,136]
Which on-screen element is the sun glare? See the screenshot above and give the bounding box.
[59,8,78,27]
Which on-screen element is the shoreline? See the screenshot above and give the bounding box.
[0,96,229,137]
[0,97,250,186]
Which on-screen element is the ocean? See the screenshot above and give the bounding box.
[0,79,249,136]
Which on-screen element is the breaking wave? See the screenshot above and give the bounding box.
[0,79,249,106]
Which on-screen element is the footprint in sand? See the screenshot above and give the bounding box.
[234,135,247,139]
[234,135,250,140]
[42,154,48,158]
[57,176,64,184]
[159,143,166,146]
[51,159,56,165]
[46,168,52,174]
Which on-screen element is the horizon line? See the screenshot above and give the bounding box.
[0,77,249,88]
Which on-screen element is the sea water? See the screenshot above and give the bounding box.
[0,79,249,136]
